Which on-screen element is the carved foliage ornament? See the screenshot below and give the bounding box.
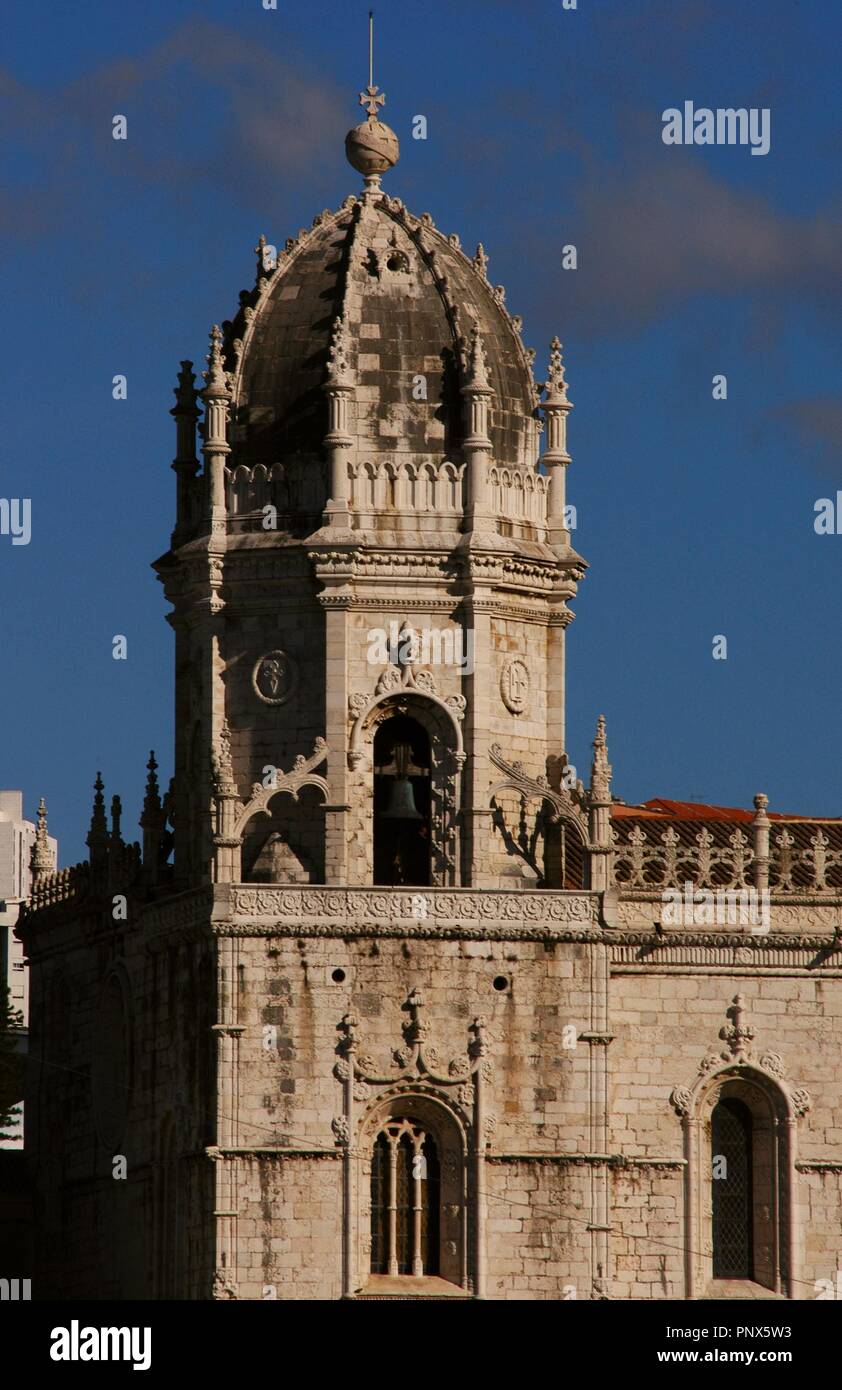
[331,989,493,1147]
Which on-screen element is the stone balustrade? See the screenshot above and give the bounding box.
[612,817,842,895]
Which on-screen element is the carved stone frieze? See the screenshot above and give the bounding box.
[228,885,599,927]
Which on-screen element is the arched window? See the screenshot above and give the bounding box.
[369,1119,440,1277]
[373,715,432,886]
[681,1071,794,1297]
[711,1096,754,1279]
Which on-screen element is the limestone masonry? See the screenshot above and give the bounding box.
[17,82,842,1302]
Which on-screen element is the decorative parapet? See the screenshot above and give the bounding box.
[486,466,548,530]
[613,814,842,897]
[349,457,465,516]
[225,459,327,520]
[26,862,91,913]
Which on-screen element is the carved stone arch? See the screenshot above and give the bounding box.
[512,470,525,516]
[348,673,465,885]
[228,463,252,515]
[356,1088,470,1291]
[393,459,410,510]
[233,777,329,842]
[232,740,328,883]
[416,461,436,511]
[251,462,269,508]
[436,461,459,511]
[360,458,377,510]
[488,743,589,889]
[349,680,465,766]
[669,998,809,1299]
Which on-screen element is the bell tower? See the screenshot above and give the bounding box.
[154,63,590,898]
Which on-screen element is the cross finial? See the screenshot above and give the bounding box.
[359,84,386,117]
[720,993,755,1060]
[359,11,386,117]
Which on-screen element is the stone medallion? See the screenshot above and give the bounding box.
[252,649,298,706]
[500,656,530,714]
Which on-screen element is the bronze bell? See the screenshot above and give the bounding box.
[380,742,423,820]
[381,775,422,820]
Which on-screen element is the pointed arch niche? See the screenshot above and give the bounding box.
[670,995,811,1299]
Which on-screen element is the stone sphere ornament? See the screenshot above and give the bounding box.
[345,116,400,178]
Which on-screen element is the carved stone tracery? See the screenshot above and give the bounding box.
[232,739,329,840]
[333,989,494,1296]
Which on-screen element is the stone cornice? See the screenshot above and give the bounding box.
[485,1153,685,1169]
[608,931,840,952]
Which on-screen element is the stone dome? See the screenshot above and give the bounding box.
[222,193,541,474]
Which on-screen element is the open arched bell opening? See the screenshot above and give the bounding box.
[240,784,326,884]
[373,715,432,886]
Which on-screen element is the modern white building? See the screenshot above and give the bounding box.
[0,792,56,1148]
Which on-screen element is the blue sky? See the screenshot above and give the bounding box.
[1,0,840,865]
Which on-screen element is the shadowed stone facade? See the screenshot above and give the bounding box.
[17,88,842,1302]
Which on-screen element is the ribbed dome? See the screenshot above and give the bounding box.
[224,193,541,473]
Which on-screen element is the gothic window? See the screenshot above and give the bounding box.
[678,1066,796,1297]
[373,715,432,887]
[369,1119,440,1277]
[711,1096,754,1278]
